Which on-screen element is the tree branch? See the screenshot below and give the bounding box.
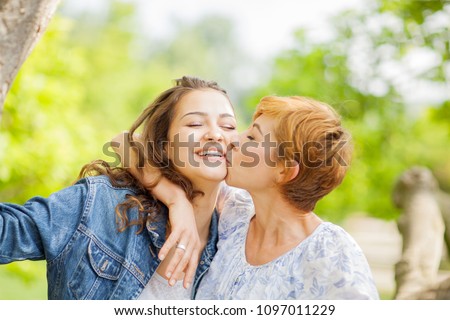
[0,0,60,118]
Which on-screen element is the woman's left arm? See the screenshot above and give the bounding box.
[111,132,200,289]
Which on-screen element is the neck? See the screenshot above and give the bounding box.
[191,182,221,243]
[248,187,322,246]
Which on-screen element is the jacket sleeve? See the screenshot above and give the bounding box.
[0,179,89,264]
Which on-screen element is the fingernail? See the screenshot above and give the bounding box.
[159,254,165,261]
[169,279,176,286]
[185,282,191,289]
[166,272,172,278]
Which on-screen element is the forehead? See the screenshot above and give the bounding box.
[253,114,276,134]
[251,114,278,144]
[175,89,235,118]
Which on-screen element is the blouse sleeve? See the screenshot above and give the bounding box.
[302,224,380,300]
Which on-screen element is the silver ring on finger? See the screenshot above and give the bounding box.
[176,243,187,251]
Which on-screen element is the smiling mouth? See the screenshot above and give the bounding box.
[198,151,223,157]
[195,147,225,160]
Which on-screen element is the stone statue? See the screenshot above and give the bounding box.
[392,166,446,299]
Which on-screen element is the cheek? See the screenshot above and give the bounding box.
[228,155,276,189]
[168,130,200,160]
[223,131,238,147]
[232,147,266,172]
[233,146,279,183]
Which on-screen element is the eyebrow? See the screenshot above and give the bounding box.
[180,111,235,119]
[252,123,263,135]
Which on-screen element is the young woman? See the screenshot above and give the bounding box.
[0,76,236,299]
[129,95,379,299]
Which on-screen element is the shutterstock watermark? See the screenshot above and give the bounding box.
[103,133,349,169]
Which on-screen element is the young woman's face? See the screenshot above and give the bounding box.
[168,89,237,187]
[226,114,281,191]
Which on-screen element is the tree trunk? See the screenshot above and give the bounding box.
[0,0,59,119]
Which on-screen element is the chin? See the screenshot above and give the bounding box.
[204,171,227,182]
[196,166,227,183]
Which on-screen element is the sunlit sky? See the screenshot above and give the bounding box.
[136,0,367,60]
[63,0,365,61]
[61,0,449,109]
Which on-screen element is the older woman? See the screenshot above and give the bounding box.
[133,95,379,299]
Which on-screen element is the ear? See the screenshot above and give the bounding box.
[278,160,300,183]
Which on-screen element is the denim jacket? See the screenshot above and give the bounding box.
[0,175,219,299]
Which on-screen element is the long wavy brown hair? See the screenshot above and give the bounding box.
[79,76,230,233]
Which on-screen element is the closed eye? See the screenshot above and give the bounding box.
[187,123,202,127]
[222,125,236,130]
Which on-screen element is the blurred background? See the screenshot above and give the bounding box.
[0,0,449,299]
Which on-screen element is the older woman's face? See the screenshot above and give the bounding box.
[167,89,237,187]
[226,114,281,191]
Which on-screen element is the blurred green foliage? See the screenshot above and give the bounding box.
[0,0,250,299]
[246,0,450,221]
[0,0,449,299]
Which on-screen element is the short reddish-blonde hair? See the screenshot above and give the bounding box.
[254,96,352,212]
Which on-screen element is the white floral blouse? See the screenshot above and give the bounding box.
[196,187,379,300]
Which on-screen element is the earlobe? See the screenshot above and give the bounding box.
[279,160,300,183]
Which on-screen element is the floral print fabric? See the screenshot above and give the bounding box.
[196,188,379,300]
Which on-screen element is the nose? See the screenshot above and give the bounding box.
[204,129,223,142]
